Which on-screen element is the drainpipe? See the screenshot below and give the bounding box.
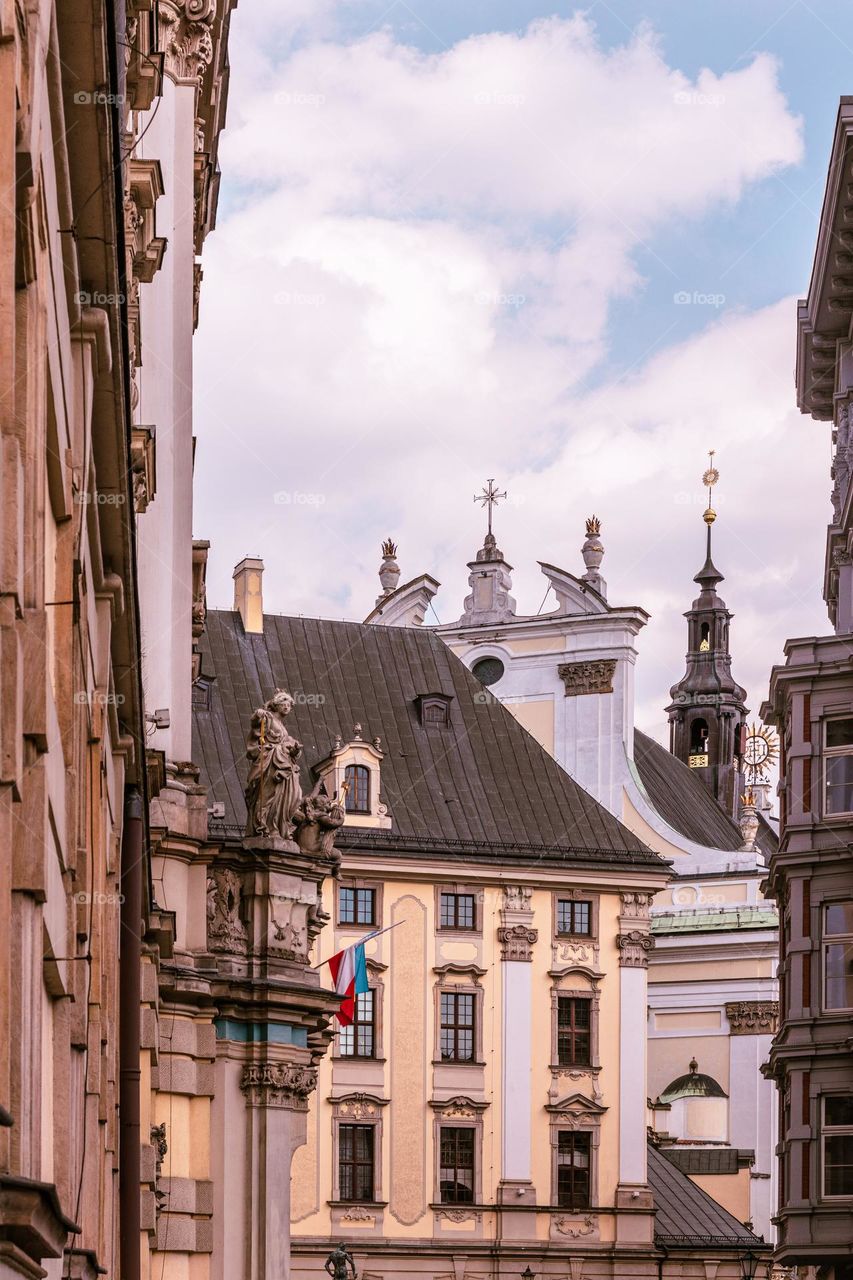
[657,1243,669,1280]
[119,788,143,1280]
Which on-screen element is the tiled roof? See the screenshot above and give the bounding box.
[194,611,665,867]
[648,1143,764,1248]
[662,1147,755,1176]
[633,729,777,857]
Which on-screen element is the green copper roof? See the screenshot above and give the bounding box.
[660,1059,728,1102]
[652,907,778,935]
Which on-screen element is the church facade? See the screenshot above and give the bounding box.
[366,494,779,1241]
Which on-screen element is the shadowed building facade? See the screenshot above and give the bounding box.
[762,95,853,1280]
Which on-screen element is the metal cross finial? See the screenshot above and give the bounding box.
[474,478,507,537]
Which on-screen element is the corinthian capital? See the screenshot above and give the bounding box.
[239,1061,318,1110]
[158,0,215,86]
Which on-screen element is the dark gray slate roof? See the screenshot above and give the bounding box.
[662,1147,755,1176]
[633,729,777,857]
[648,1142,764,1248]
[194,611,664,867]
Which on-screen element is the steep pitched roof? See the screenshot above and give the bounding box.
[194,611,664,867]
[647,1142,764,1248]
[633,729,777,857]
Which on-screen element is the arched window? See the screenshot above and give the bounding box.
[689,719,709,755]
[345,764,371,814]
[699,622,710,652]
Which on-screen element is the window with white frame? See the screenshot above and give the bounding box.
[822,1096,853,1197]
[824,901,853,1011]
[824,718,853,815]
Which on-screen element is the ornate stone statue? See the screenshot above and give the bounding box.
[325,1243,357,1279]
[294,787,345,868]
[245,690,304,840]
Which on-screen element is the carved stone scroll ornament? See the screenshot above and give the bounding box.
[497,924,538,962]
[240,1062,318,1110]
[616,929,654,968]
[158,0,215,86]
[725,1000,779,1035]
[206,867,248,954]
[558,659,616,697]
[502,885,532,911]
[619,891,653,920]
[553,1212,597,1238]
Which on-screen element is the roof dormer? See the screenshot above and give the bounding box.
[312,725,391,830]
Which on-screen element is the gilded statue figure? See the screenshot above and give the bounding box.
[244,690,303,839]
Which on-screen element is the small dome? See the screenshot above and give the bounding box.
[659,1058,728,1103]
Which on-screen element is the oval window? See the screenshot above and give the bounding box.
[472,657,504,687]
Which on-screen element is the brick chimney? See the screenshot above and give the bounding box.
[233,556,264,633]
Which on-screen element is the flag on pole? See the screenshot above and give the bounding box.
[327,939,370,1026]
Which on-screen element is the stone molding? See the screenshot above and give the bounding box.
[240,1062,317,1110]
[497,924,538,961]
[725,1000,779,1036]
[616,929,654,968]
[558,658,616,697]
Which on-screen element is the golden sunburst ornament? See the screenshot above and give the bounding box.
[743,722,779,783]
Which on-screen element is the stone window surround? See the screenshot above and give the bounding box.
[435,882,483,937]
[546,1097,605,1210]
[820,709,853,820]
[820,895,853,1014]
[336,877,383,932]
[552,888,600,942]
[549,976,602,1082]
[433,964,487,1067]
[429,1096,489,1206]
[328,1092,389,1206]
[819,1089,853,1201]
[332,959,387,1062]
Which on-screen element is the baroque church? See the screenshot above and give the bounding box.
[363,474,780,1243]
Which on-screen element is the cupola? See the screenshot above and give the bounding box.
[658,1058,729,1143]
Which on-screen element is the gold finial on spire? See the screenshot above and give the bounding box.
[381,538,397,558]
[585,515,601,536]
[702,449,719,525]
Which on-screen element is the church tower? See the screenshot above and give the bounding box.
[665,456,748,820]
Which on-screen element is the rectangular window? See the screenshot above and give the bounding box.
[338,989,375,1058]
[439,1126,475,1203]
[823,901,853,1011]
[339,886,376,926]
[440,892,476,931]
[557,1131,591,1208]
[440,991,475,1062]
[823,1096,853,1198]
[824,718,853,815]
[557,899,592,936]
[339,1124,375,1202]
[557,997,591,1067]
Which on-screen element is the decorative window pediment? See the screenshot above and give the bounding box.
[429,1095,489,1116]
[546,1092,608,1117]
[313,727,391,829]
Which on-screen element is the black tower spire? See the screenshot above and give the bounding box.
[665,456,748,820]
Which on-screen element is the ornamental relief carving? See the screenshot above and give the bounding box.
[552,1211,597,1239]
[551,939,599,970]
[240,1062,317,1110]
[158,0,215,86]
[725,1000,779,1035]
[337,1098,379,1120]
[340,1205,374,1223]
[616,929,654,968]
[619,891,653,920]
[497,924,538,962]
[502,885,532,912]
[558,659,616,697]
[206,867,248,954]
[435,1208,482,1224]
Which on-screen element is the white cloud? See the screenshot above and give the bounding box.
[192,9,820,732]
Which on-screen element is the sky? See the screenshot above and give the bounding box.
[193,0,851,742]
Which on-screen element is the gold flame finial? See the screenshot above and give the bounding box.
[585,515,601,536]
[381,538,397,558]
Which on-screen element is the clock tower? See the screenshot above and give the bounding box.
[665,457,748,820]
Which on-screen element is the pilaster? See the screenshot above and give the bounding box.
[615,892,655,1241]
[497,886,537,1211]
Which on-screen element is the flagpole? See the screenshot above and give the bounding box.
[312,918,407,968]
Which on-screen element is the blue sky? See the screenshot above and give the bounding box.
[195,1,843,736]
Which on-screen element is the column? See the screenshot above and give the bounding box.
[615,893,655,1243]
[497,886,538,1207]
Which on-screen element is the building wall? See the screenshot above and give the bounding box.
[291,858,665,1275]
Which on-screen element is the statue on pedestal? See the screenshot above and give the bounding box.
[325,1243,357,1279]
[245,690,303,839]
